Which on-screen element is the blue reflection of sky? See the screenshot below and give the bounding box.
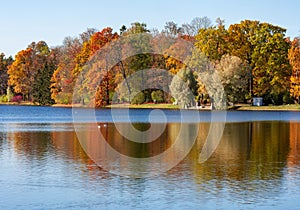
[1,105,300,131]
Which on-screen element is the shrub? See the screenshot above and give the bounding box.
[0,95,8,102]
[151,90,165,103]
[143,89,152,103]
[131,92,145,105]
[56,93,72,104]
[11,95,23,103]
[170,97,176,104]
[283,92,293,104]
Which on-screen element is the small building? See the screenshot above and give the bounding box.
[253,97,263,106]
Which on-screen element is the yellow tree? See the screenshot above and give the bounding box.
[227,20,259,99]
[227,20,259,63]
[288,38,300,103]
[195,19,228,61]
[8,48,34,100]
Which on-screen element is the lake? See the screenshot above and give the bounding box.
[0,105,300,209]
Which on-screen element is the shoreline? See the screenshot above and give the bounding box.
[1,102,300,111]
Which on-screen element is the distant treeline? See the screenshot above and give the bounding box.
[0,17,299,106]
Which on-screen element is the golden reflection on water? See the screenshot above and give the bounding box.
[4,121,300,181]
[288,122,300,165]
[192,122,293,182]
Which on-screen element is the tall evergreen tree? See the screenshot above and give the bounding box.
[0,53,13,95]
[32,62,55,105]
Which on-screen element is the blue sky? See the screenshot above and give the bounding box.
[1,0,299,57]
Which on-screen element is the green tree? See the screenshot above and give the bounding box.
[151,90,165,103]
[117,22,153,103]
[0,53,13,95]
[227,20,291,104]
[251,23,291,104]
[170,68,198,108]
[131,91,145,105]
[32,62,55,105]
[215,55,251,104]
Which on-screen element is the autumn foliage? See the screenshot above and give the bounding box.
[0,18,299,106]
[289,38,300,103]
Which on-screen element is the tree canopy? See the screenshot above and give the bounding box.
[1,18,299,107]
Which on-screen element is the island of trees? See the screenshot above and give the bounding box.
[0,17,299,108]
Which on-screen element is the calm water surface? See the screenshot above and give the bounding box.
[0,105,300,209]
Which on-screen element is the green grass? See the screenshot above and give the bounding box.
[107,103,179,109]
[235,104,300,111]
[109,103,300,111]
[2,101,300,111]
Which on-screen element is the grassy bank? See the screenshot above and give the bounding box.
[0,101,36,106]
[107,103,179,109]
[233,104,300,111]
[77,103,300,111]
[1,101,300,111]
